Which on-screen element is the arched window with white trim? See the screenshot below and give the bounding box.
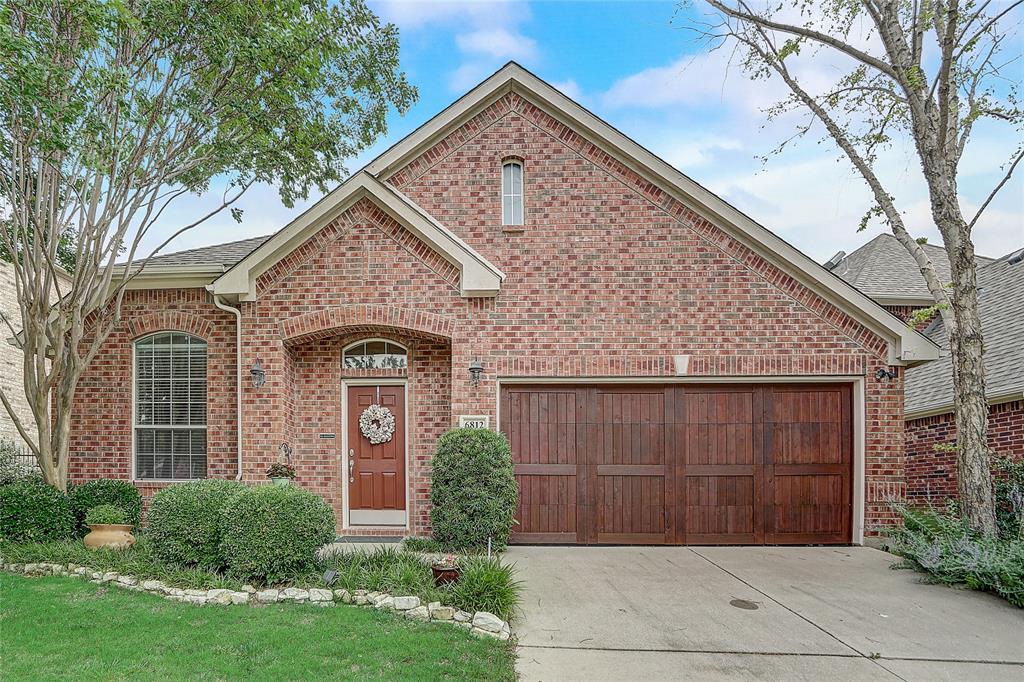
[343,339,408,370]
[134,332,207,480]
[501,160,523,226]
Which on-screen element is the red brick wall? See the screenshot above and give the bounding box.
[68,92,907,539]
[67,288,238,508]
[906,400,1024,503]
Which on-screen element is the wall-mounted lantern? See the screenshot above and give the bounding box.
[250,358,266,388]
[874,367,897,382]
[469,359,484,387]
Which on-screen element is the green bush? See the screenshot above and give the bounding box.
[147,480,246,569]
[219,484,336,583]
[84,504,126,526]
[430,429,518,551]
[0,439,42,485]
[69,479,142,534]
[0,481,73,542]
[450,556,522,620]
[886,503,1023,607]
[994,457,1024,540]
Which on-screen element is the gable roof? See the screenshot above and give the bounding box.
[826,233,995,305]
[905,250,1024,417]
[360,62,935,364]
[209,172,504,299]
[134,62,935,365]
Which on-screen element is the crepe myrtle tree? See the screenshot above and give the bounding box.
[0,0,416,489]
[687,0,1022,533]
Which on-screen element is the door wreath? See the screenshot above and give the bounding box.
[359,404,396,444]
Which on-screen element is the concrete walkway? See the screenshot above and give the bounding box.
[506,545,1024,681]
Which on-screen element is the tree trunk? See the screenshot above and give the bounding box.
[946,234,996,535]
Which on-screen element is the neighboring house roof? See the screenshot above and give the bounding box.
[145,235,272,268]
[904,249,1024,417]
[120,62,938,364]
[826,233,995,305]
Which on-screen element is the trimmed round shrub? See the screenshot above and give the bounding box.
[0,480,74,542]
[84,504,126,526]
[147,480,247,569]
[430,428,518,551]
[219,484,336,583]
[69,479,142,535]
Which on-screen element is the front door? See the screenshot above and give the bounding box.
[346,384,406,526]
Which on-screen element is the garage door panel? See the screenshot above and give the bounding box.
[768,474,849,542]
[684,475,755,542]
[765,386,852,544]
[596,474,666,542]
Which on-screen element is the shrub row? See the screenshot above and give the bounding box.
[0,478,141,543]
[148,481,336,583]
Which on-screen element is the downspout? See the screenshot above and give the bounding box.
[210,292,244,481]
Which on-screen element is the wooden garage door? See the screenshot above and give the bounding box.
[502,383,852,545]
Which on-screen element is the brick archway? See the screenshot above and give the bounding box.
[126,311,213,340]
[280,304,453,346]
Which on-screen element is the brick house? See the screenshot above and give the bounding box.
[828,234,1024,503]
[67,63,939,545]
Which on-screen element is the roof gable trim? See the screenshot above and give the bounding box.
[209,172,505,300]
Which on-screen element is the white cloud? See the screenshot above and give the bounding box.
[660,135,744,169]
[551,79,582,101]
[456,27,537,62]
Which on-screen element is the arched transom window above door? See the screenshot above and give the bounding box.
[343,339,408,370]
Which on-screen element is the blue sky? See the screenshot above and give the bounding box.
[149,0,1023,262]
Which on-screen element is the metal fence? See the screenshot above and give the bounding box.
[1,437,41,476]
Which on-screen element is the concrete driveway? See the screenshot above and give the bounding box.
[506,546,1024,681]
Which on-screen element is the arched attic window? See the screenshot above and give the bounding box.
[343,339,408,370]
[501,160,524,226]
[134,332,207,480]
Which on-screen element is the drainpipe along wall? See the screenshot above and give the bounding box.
[210,291,244,481]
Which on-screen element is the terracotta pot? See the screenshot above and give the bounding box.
[84,524,136,550]
[431,564,460,586]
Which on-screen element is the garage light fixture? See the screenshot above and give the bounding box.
[874,367,897,382]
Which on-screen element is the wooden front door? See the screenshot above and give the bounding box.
[347,384,406,526]
[503,383,853,545]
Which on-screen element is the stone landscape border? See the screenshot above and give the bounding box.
[2,562,512,640]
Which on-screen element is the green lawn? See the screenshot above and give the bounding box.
[0,574,516,681]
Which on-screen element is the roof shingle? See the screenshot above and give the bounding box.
[827,233,993,301]
[143,235,272,268]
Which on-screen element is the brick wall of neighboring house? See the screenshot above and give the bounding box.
[0,260,70,452]
[67,92,907,537]
[884,304,936,332]
[0,260,31,447]
[905,400,1024,503]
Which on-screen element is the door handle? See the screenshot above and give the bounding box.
[348,450,355,483]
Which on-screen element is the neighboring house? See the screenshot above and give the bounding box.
[0,259,71,450]
[67,63,939,546]
[828,233,1024,503]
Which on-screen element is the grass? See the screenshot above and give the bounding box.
[2,540,524,621]
[0,574,516,681]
